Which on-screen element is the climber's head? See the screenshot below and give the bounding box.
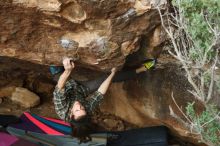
[70,101,87,121]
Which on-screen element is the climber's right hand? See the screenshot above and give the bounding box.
[63,57,75,71]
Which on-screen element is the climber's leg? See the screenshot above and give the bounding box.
[79,59,157,93]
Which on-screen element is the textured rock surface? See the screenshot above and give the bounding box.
[101,66,204,145]
[10,87,40,108]
[0,56,205,145]
[0,86,16,98]
[0,0,167,71]
[0,1,206,145]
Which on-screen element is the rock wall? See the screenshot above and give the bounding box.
[0,0,207,145]
[101,65,205,145]
[0,0,167,71]
[0,56,205,145]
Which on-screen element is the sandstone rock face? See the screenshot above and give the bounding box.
[0,0,167,71]
[10,87,40,108]
[101,67,204,145]
[0,1,205,144]
[0,56,206,145]
[103,118,124,131]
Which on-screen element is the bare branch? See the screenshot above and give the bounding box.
[157,6,204,101]
[157,1,220,145]
[171,92,193,124]
[206,54,219,102]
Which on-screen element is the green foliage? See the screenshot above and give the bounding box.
[186,103,220,145]
[186,102,196,120]
[173,0,220,62]
[203,71,211,87]
[217,79,220,93]
[161,1,220,145]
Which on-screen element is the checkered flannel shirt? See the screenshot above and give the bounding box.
[53,79,104,122]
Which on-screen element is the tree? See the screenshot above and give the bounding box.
[157,0,220,145]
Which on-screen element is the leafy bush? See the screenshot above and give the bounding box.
[180,0,220,61]
[157,0,220,145]
[186,103,220,145]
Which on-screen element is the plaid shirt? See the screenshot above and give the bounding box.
[53,79,104,122]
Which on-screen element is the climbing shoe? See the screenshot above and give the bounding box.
[49,65,64,75]
[143,58,157,70]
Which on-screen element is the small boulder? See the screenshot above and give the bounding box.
[0,86,16,98]
[10,87,40,108]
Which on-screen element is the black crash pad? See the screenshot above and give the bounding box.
[107,126,168,146]
[0,115,20,127]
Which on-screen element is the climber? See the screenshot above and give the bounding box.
[53,57,156,143]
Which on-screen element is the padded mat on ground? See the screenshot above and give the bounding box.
[0,114,19,127]
[0,132,38,146]
[7,112,168,146]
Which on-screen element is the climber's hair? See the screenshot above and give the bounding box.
[70,115,92,143]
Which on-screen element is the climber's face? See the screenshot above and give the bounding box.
[71,101,87,120]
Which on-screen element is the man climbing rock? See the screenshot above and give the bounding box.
[53,57,156,142]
